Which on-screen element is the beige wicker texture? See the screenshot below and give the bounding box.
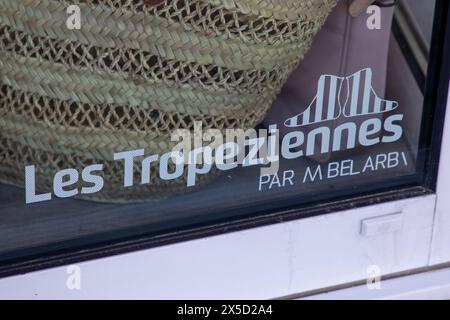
[0,0,336,202]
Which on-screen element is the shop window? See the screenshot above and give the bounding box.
[0,0,448,273]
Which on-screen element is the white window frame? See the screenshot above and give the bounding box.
[430,85,450,266]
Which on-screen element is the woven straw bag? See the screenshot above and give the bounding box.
[0,0,337,202]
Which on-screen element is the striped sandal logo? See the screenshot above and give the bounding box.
[285,68,398,128]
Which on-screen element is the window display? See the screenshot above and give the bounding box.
[0,0,446,271]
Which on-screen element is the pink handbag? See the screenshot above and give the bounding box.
[262,0,396,162]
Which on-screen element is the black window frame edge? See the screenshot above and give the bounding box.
[0,0,449,279]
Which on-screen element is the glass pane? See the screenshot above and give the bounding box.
[0,0,445,263]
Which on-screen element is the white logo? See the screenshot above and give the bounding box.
[367,5,382,30]
[285,68,398,127]
[66,265,82,290]
[367,264,382,290]
[25,68,404,203]
[66,5,81,30]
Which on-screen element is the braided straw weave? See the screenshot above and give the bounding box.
[0,0,336,202]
